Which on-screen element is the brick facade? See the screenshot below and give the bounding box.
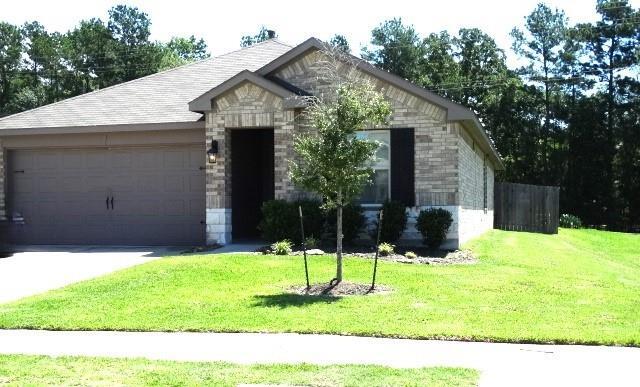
[457,123,495,244]
[204,49,496,247]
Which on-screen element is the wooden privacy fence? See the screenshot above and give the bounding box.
[494,182,560,234]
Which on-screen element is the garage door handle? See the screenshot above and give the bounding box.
[110,197,114,210]
[106,197,110,210]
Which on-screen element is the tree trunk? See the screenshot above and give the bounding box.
[335,189,343,284]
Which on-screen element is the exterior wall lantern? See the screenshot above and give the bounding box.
[207,140,219,164]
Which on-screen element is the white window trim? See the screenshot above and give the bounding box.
[356,130,391,206]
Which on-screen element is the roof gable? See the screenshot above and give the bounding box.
[189,70,306,112]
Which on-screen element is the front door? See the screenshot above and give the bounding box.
[231,129,274,239]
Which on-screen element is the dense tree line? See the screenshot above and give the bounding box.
[0,5,208,116]
[362,0,639,230]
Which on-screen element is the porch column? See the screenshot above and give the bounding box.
[205,113,231,245]
[273,109,296,200]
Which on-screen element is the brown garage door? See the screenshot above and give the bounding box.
[6,145,205,245]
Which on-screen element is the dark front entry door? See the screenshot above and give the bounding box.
[231,129,274,239]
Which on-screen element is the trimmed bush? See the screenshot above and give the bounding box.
[258,199,324,244]
[416,208,453,249]
[560,214,583,229]
[325,203,365,245]
[270,240,293,255]
[371,200,408,243]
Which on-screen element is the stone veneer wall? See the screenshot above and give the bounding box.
[457,123,495,245]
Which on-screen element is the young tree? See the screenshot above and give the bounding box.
[290,52,391,284]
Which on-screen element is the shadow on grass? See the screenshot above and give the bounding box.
[252,293,341,308]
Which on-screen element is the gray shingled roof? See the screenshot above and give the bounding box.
[0,39,292,130]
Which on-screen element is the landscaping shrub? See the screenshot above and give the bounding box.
[259,199,323,244]
[416,208,453,249]
[378,242,395,256]
[325,203,365,245]
[270,240,293,255]
[560,213,583,229]
[259,200,296,242]
[371,200,408,243]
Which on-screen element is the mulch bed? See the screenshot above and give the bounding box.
[288,281,392,296]
[346,249,478,265]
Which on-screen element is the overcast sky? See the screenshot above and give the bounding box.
[3,0,639,67]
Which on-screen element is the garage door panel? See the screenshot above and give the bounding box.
[111,150,133,170]
[189,175,205,193]
[111,175,136,192]
[133,151,162,169]
[164,200,186,216]
[164,175,186,192]
[163,150,186,170]
[38,177,60,193]
[62,152,85,169]
[61,176,86,193]
[137,175,164,193]
[85,151,108,169]
[12,175,34,194]
[86,176,111,193]
[35,152,60,170]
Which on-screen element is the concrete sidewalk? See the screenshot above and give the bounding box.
[0,330,638,386]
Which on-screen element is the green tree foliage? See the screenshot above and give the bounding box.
[329,34,351,53]
[291,53,392,282]
[0,22,24,116]
[240,27,276,47]
[362,18,427,81]
[0,4,209,117]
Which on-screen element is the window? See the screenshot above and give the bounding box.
[356,130,390,205]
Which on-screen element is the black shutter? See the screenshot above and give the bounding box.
[390,128,415,206]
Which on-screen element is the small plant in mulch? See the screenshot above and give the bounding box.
[288,282,392,296]
[303,236,319,249]
[377,242,395,256]
[270,240,293,255]
[404,251,417,259]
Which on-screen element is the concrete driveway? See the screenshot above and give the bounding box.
[0,246,178,304]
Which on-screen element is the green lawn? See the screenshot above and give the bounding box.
[0,355,477,386]
[0,229,638,345]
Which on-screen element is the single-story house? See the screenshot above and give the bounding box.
[0,37,503,248]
